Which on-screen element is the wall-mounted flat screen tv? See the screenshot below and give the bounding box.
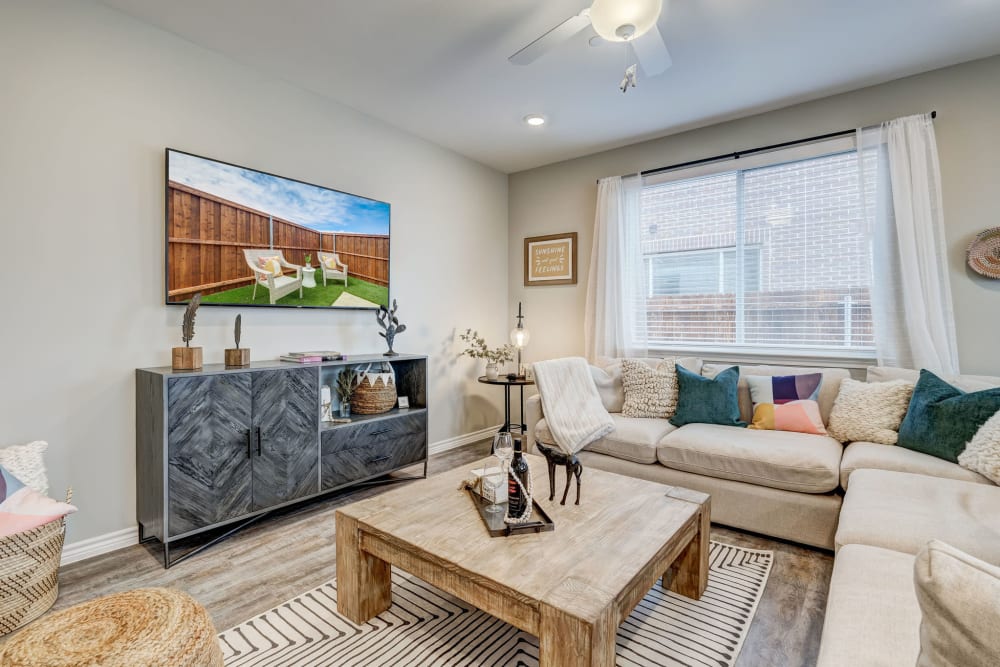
[165,149,390,309]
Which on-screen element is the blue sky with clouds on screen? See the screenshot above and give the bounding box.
[169,151,389,235]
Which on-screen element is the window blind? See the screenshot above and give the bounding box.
[636,139,874,356]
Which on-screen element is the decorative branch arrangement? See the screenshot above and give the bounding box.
[458,329,515,364]
[376,299,407,357]
[335,368,362,403]
[181,293,202,347]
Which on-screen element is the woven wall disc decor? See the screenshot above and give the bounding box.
[967,227,1000,279]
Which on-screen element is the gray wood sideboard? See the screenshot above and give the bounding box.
[136,353,427,567]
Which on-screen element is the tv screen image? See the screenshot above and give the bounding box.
[165,149,390,309]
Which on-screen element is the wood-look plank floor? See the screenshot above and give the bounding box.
[49,440,833,666]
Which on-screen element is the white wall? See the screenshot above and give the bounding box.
[0,0,509,544]
[508,56,1000,375]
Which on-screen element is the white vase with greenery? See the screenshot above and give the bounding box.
[459,329,514,380]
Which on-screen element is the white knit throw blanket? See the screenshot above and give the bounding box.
[533,357,614,456]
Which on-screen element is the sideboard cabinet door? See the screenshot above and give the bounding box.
[167,373,253,537]
[251,367,319,509]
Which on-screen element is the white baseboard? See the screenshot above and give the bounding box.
[428,425,499,455]
[60,427,498,567]
[61,526,138,566]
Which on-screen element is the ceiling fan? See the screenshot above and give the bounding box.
[509,0,672,91]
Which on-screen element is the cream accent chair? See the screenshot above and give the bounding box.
[317,252,348,287]
[242,249,303,304]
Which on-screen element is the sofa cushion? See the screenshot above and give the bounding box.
[958,409,1000,485]
[591,357,702,413]
[656,423,842,493]
[840,441,993,490]
[589,364,625,413]
[914,540,1000,667]
[702,363,849,425]
[867,365,1000,392]
[535,414,674,465]
[827,378,914,445]
[620,358,679,419]
[897,369,1000,463]
[816,544,920,667]
[670,365,745,428]
[836,469,1000,562]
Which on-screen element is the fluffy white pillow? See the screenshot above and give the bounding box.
[827,378,914,445]
[0,441,48,495]
[914,540,1000,667]
[620,358,679,419]
[958,410,1000,484]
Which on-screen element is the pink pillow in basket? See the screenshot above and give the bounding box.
[0,464,76,538]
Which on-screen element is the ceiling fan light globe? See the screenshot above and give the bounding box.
[589,0,662,42]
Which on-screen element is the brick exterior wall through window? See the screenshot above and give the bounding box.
[638,150,874,351]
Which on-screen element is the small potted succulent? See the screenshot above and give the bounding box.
[459,329,515,380]
[303,253,312,268]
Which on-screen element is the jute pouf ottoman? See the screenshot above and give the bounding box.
[0,587,224,666]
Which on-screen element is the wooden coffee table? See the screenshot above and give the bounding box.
[336,454,710,666]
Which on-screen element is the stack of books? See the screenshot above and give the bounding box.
[279,351,344,363]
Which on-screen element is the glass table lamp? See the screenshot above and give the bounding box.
[510,302,531,377]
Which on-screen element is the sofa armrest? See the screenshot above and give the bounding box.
[524,393,543,454]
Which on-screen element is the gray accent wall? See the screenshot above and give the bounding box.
[0,0,508,545]
[508,56,1000,376]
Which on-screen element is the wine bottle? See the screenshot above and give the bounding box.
[507,439,529,519]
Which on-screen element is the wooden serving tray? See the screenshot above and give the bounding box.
[466,489,555,537]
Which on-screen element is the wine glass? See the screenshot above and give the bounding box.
[480,467,504,514]
[493,432,514,472]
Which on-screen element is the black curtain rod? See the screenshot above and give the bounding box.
[627,110,937,181]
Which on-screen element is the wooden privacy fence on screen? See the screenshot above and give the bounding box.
[167,182,389,300]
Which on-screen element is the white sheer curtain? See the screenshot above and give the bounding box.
[584,174,645,361]
[859,113,959,374]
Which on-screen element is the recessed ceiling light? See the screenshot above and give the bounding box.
[523,114,546,127]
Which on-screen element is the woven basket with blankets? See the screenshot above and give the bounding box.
[0,441,77,635]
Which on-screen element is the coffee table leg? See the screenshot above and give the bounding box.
[539,602,616,667]
[336,512,391,623]
[664,504,710,599]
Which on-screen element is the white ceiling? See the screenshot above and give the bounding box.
[100,0,1000,173]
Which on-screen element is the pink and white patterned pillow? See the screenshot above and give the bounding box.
[0,464,76,538]
[257,255,282,281]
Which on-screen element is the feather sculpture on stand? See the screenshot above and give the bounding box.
[172,292,204,370]
[224,311,250,368]
[181,293,202,347]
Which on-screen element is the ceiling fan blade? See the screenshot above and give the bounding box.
[632,24,672,76]
[509,12,593,65]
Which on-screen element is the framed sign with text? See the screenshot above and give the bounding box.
[523,232,578,286]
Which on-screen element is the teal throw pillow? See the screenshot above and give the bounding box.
[897,369,1000,463]
[670,365,747,428]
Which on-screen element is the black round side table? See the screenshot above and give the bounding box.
[477,376,535,440]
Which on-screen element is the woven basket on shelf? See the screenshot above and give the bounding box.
[0,489,72,636]
[351,372,397,415]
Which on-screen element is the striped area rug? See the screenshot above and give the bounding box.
[220,542,772,667]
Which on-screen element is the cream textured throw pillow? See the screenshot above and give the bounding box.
[0,441,49,495]
[621,358,678,419]
[827,378,914,444]
[914,540,1000,667]
[958,410,1000,484]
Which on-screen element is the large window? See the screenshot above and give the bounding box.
[637,142,874,356]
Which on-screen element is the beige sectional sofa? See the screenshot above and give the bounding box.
[524,359,1000,666]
